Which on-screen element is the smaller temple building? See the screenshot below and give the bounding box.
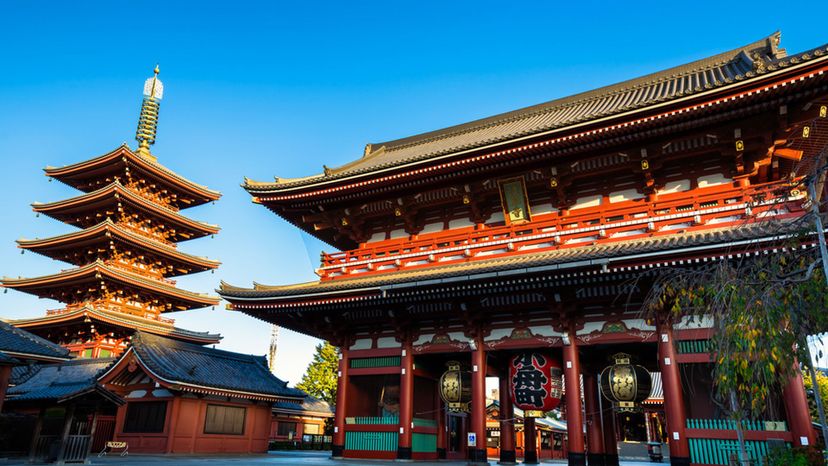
[97,332,307,454]
[271,395,334,449]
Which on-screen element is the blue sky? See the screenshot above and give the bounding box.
[1,2,827,384]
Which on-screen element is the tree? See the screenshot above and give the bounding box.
[803,367,828,422]
[642,173,828,464]
[296,342,339,406]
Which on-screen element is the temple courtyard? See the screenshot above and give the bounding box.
[1,451,662,465]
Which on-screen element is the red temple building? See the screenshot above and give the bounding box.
[221,33,828,466]
[2,67,222,358]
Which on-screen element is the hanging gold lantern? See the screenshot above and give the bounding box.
[440,361,472,413]
[599,353,652,412]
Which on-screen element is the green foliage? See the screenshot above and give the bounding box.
[296,342,340,406]
[645,223,828,417]
[766,445,824,466]
[803,369,828,422]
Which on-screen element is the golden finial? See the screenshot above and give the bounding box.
[135,65,164,160]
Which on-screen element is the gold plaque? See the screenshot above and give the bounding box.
[498,177,531,224]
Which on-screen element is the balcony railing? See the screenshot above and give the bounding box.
[319,180,804,281]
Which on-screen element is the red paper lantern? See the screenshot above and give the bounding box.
[509,352,563,413]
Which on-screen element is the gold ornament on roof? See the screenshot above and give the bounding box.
[136,65,164,159]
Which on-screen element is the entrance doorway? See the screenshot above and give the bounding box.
[446,412,468,460]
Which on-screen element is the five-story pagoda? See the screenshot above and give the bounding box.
[2,67,222,358]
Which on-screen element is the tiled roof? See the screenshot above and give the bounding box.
[273,395,333,416]
[0,351,18,365]
[8,306,222,345]
[45,145,221,206]
[129,332,306,400]
[6,358,121,404]
[220,221,791,300]
[17,219,220,273]
[245,32,828,192]
[2,260,220,310]
[32,181,220,238]
[0,320,71,361]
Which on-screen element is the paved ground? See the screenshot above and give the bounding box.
[2,451,664,465]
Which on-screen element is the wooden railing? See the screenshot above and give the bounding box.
[62,435,92,462]
[30,434,91,463]
[686,418,788,431]
[319,180,804,280]
[46,303,175,324]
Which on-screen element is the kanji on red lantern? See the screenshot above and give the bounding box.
[509,352,563,413]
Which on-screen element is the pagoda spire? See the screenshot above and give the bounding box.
[135,65,164,159]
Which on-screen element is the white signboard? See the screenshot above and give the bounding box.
[467,432,477,447]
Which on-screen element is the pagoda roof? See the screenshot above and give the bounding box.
[17,219,220,275]
[0,320,71,363]
[44,145,220,208]
[100,332,307,402]
[6,358,123,406]
[244,32,828,195]
[8,306,222,345]
[2,260,220,311]
[219,220,798,303]
[32,181,220,241]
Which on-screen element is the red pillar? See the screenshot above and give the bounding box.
[499,372,516,464]
[398,339,414,459]
[524,417,538,464]
[657,318,690,466]
[564,327,586,466]
[437,396,447,459]
[601,399,619,466]
[0,365,11,413]
[583,371,605,466]
[332,346,349,458]
[470,338,487,463]
[783,368,816,447]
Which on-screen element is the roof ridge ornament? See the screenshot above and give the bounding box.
[135,65,164,160]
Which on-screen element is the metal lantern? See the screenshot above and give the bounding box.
[509,352,563,416]
[440,361,472,413]
[599,353,653,412]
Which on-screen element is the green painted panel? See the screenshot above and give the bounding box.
[677,339,711,354]
[688,438,790,465]
[412,433,437,453]
[345,431,398,451]
[350,356,402,368]
[346,415,399,425]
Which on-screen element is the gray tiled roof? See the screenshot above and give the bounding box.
[220,221,789,299]
[6,358,116,402]
[130,332,306,400]
[0,351,18,365]
[0,320,71,361]
[246,32,828,192]
[273,395,333,416]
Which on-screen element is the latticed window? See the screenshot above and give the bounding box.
[123,401,167,433]
[203,404,246,435]
[277,421,297,437]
